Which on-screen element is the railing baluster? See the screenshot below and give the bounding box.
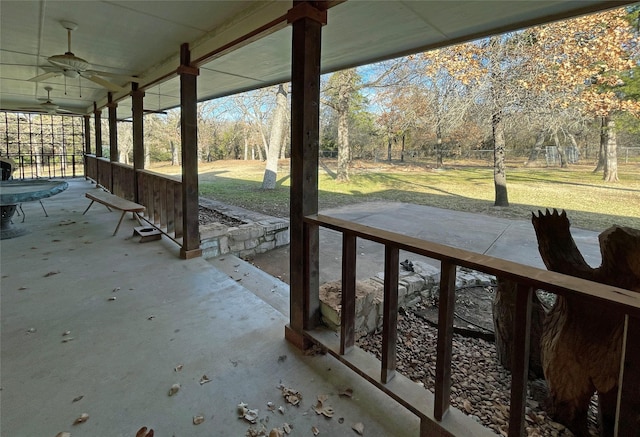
[435,261,456,421]
[381,245,399,383]
[508,283,533,437]
[340,232,357,355]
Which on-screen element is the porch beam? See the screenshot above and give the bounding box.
[285,0,325,348]
[178,43,202,259]
[340,232,357,355]
[107,92,118,162]
[617,315,640,433]
[131,84,145,203]
[94,103,102,158]
[83,115,91,155]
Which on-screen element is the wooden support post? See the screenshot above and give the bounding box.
[434,261,456,421]
[285,1,326,347]
[616,315,640,435]
[381,245,399,383]
[508,284,533,437]
[340,232,357,355]
[94,104,102,157]
[107,92,118,162]
[131,84,145,203]
[178,43,202,259]
[83,115,91,155]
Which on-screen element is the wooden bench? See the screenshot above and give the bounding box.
[83,189,146,236]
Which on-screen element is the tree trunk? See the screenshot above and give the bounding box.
[400,134,405,163]
[492,278,545,378]
[532,209,640,437]
[171,140,179,166]
[525,131,545,167]
[602,117,619,182]
[435,123,443,169]
[336,100,350,181]
[262,84,288,190]
[492,111,509,206]
[594,116,606,173]
[387,136,392,162]
[552,131,568,168]
[335,70,356,182]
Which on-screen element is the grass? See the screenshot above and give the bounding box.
[149,158,640,232]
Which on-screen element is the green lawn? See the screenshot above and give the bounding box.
[151,159,640,232]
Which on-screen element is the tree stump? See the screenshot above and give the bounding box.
[531,209,640,437]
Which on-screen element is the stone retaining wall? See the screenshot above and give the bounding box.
[320,260,497,335]
[198,198,289,259]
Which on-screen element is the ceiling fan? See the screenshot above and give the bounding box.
[19,86,80,115]
[28,20,139,92]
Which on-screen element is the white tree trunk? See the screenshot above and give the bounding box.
[262,84,288,190]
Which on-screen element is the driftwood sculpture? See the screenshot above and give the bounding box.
[531,209,640,436]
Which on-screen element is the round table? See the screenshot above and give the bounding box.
[0,179,69,239]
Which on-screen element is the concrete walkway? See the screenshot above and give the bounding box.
[241,201,603,287]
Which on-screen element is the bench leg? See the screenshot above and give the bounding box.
[82,200,95,215]
[113,211,127,236]
[39,200,48,217]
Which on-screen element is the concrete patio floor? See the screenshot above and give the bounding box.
[0,179,419,437]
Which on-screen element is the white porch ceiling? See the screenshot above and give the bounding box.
[0,0,634,120]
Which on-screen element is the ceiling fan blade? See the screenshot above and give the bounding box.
[144,109,168,115]
[28,71,61,82]
[83,74,126,92]
[88,70,140,83]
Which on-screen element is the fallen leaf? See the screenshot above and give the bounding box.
[339,388,353,398]
[18,287,28,291]
[73,413,89,425]
[61,337,75,343]
[266,401,276,411]
[283,423,292,434]
[26,328,36,334]
[63,331,71,336]
[168,383,180,396]
[174,364,183,372]
[147,315,156,320]
[72,395,84,403]
[311,426,319,436]
[244,408,259,423]
[193,415,205,425]
[279,385,302,406]
[107,296,117,301]
[112,287,121,292]
[237,402,249,418]
[55,433,71,437]
[269,428,283,437]
[277,406,286,414]
[312,394,334,418]
[338,417,344,424]
[136,426,155,437]
[463,399,472,413]
[352,422,364,435]
[199,375,211,385]
[44,271,60,277]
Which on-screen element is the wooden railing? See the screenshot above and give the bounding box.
[301,214,640,437]
[111,163,136,201]
[96,157,113,191]
[85,154,98,181]
[83,155,185,248]
[137,169,183,242]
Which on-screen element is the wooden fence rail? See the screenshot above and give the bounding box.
[301,214,640,437]
[137,169,183,242]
